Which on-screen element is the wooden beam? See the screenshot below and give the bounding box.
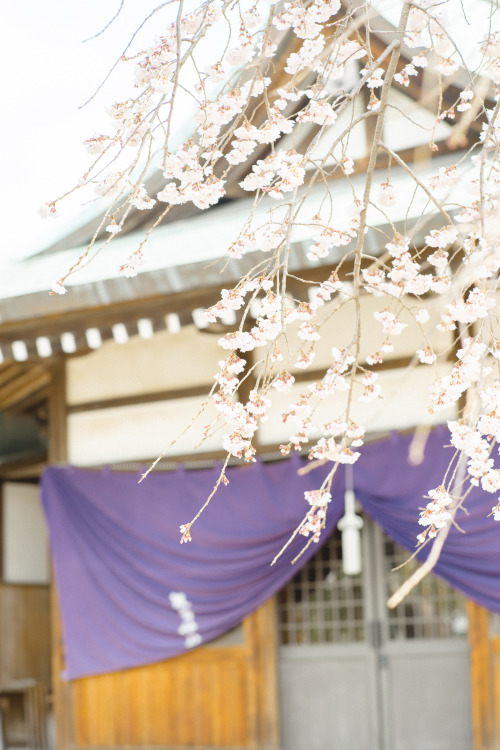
[0,364,26,389]
[0,455,47,480]
[0,367,51,411]
[254,598,280,748]
[47,360,67,465]
[3,386,50,418]
[67,383,211,414]
[292,354,431,383]
[0,285,222,344]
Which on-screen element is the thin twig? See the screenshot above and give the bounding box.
[83,0,126,43]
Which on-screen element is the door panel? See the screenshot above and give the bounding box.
[280,648,377,750]
[279,531,366,647]
[385,644,471,750]
[380,528,472,750]
[279,530,376,749]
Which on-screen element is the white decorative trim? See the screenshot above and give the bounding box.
[169,591,202,649]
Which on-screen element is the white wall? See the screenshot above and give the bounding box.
[67,326,222,406]
[258,364,455,446]
[289,294,452,374]
[65,295,455,465]
[2,483,50,584]
[68,395,223,466]
[67,364,455,466]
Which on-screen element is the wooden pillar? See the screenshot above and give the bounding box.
[47,360,73,750]
[468,600,495,750]
[48,361,67,467]
[252,597,280,748]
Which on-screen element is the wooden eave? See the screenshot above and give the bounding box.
[1,145,455,368]
[0,362,50,412]
[0,241,320,360]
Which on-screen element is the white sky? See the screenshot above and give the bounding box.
[2,0,179,263]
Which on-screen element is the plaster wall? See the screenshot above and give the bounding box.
[68,395,222,466]
[2,483,50,584]
[258,363,455,445]
[67,326,221,406]
[289,293,452,374]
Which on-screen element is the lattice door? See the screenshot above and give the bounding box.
[278,519,472,750]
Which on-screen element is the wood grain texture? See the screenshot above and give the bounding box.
[467,601,495,750]
[47,360,74,750]
[0,584,50,686]
[70,601,279,749]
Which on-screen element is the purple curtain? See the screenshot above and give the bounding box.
[42,426,500,680]
[349,427,500,613]
[42,455,341,679]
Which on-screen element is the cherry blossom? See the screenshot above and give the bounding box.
[359,371,381,402]
[373,309,407,335]
[50,280,67,295]
[425,226,459,248]
[416,347,437,364]
[418,485,453,542]
[106,219,122,234]
[45,0,500,562]
[118,252,144,278]
[373,182,398,206]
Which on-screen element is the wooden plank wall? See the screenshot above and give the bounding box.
[491,638,500,750]
[0,583,51,685]
[70,599,279,749]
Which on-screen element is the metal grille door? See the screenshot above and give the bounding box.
[278,520,472,750]
[279,532,365,645]
[384,535,468,641]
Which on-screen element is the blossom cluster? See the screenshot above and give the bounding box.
[417,486,453,543]
[46,0,500,556]
[299,489,332,542]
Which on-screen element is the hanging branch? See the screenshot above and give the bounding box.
[43,0,500,599]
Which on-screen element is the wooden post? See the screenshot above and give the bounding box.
[47,360,73,750]
[468,600,495,750]
[255,598,280,749]
[48,361,67,467]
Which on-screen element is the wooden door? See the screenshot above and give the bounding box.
[58,599,279,750]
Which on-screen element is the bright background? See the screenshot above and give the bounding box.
[2,0,176,262]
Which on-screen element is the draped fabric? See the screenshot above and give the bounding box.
[41,426,500,680]
[42,456,341,679]
[353,428,500,614]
